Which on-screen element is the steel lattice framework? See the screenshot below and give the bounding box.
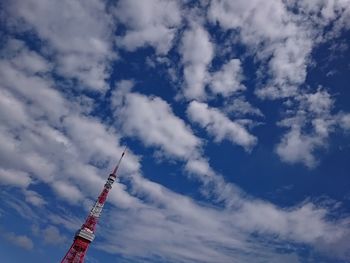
[61,149,126,263]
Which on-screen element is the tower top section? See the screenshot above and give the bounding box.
[61,147,127,263]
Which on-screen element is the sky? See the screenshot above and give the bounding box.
[1,0,350,262]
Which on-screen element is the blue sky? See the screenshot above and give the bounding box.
[1,0,350,262]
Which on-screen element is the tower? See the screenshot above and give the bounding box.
[61,149,126,263]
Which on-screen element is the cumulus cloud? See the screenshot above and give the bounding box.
[288,0,350,37]
[114,0,182,54]
[0,38,139,209]
[208,0,308,98]
[180,24,214,100]
[5,0,115,91]
[110,81,223,183]
[209,59,246,96]
[276,89,350,167]
[208,0,350,100]
[206,0,350,168]
[111,84,201,160]
[110,81,229,187]
[276,128,323,168]
[187,101,257,151]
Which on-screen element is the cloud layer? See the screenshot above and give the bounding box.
[1,1,350,263]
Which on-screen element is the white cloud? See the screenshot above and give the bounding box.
[0,42,68,124]
[110,81,223,183]
[256,36,312,99]
[224,96,263,117]
[209,59,246,96]
[1,192,41,222]
[3,232,34,250]
[0,169,31,188]
[96,172,350,263]
[5,0,115,91]
[180,24,214,100]
[207,0,350,167]
[288,0,350,37]
[185,157,215,177]
[339,113,350,131]
[52,181,84,204]
[111,86,201,160]
[4,39,52,74]
[0,88,30,127]
[276,127,323,168]
[32,224,67,246]
[208,0,333,99]
[48,213,82,232]
[306,89,334,114]
[187,101,257,151]
[208,0,350,100]
[1,55,348,262]
[0,39,140,209]
[275,89,350,167]
[42,225,67,245]
[114,0,182,54]
[63,115,123,168]
[24,190,47,207]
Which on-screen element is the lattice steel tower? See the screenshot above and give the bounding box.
[61,149,126,263]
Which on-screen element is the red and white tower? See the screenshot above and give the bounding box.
[61,149,126,263]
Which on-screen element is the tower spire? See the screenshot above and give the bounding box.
[112,146,127,175]
[61,148,126,263]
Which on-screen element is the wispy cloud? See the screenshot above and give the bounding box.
[2,231,34,250]
[187,101,257,151]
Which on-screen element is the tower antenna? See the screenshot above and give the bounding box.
[112,146,127,175]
